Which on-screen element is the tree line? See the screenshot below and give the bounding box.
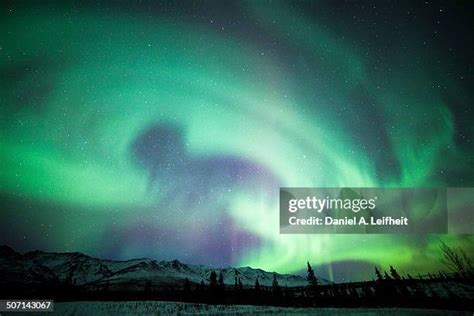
[5,242,472,310]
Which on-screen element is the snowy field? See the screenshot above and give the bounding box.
[47,301,470,315]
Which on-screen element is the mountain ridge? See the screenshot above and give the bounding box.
[0,245,313,289]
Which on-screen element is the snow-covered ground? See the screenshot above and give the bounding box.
[47,301,469,315]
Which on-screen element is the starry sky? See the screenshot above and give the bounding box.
[1,0,473,281]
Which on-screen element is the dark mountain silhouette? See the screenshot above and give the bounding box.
[0,246,310,290]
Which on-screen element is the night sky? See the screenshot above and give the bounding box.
[1,1,473,281]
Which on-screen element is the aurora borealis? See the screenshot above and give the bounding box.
[1,1,473,281]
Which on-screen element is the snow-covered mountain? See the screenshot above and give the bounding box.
[0,246,311,290]
[0,246,58,288]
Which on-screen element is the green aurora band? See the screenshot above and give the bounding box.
[1,1,473,281]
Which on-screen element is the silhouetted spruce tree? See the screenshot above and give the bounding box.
[272,273,281,296]
[438,272,446,280]
[218,271,225,291]
[283,285,291,305]
[383,270,399,299]
[374,267,389,299]
[183,278,191,301]
[442,271,450,279]
[238,277,243,291]
[390,266,409,297]
[255,278,260,293]
[234,269,239,288]
[209,271,218,291]
[307,261,319,287]
[215,271,225,302]
[183,278,191,291]
[306,261,319,300]
[375,267,383,281]
[389,266,401,281]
